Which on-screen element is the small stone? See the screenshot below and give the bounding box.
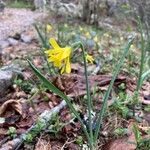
[0,70,13,99]
[13,33,21,40]
[0,40,10,49]
[21,34,32,43]
[86,39,95,48]
[50,1,82,18]
[0,64,23,100]
[7,38,18,46]
[34,0,46,10]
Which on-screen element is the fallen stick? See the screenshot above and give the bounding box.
[0,100,67,150]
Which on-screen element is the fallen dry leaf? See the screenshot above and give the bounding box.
[35,139,51,150]
[104,136,136,150]
[48,74,127,98]
[0,99,23,116]
[16,117,34,128]
[50,141,64,150]
[103,130,136,150]
[0,128,7,136]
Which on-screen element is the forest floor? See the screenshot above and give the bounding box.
[0,7,150,150]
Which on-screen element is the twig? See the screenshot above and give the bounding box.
[0,100,67,150]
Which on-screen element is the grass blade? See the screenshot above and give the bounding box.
[140,69,150,88]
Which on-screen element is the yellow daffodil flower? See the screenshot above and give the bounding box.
[46,24,52,33]
[130,44,135,49]
[85,32,90,38]
[45,38,71,74]
[79,26,83,31]
[103,33,110,38]
[72,32,76,36]
[64,24,68,28]
[94,36,98,43]
[86,54,94,64]
[120,36,124,41]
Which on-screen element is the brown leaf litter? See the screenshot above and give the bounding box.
[49,74,128,97]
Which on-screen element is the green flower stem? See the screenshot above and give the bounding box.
[132,17,146,117]
[93,37,134,142]
[81,43,94,147]
[72,42,94,149]
[34,24,54,75]
[34,24,49,49]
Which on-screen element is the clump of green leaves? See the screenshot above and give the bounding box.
[7,127,17,138]
[110,92,130,118]
[47,114,63,136]
[114,127,128,137]
[75,136,83,145]
[132,123,150,150]
[14,79,33,93]
[23,114,63,143]
[23,119,46,143]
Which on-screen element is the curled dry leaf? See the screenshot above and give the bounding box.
[0,99,23,116]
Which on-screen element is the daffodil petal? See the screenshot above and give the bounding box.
[65,57,71,73]
[94,36,98,42]
[46,24,52,33]
[49,38,60,49]
[60,65,65,74]
[86,54,94,64]
[60,47,71,60]
[54,60,62,67]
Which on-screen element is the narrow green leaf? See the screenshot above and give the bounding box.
[132,123,142,144]
[34,24,48,49]
[140,69,150,88]
[81,43,94,145]
[34,24,54,74]
[27,60,91,144]
[94,37,134,141]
